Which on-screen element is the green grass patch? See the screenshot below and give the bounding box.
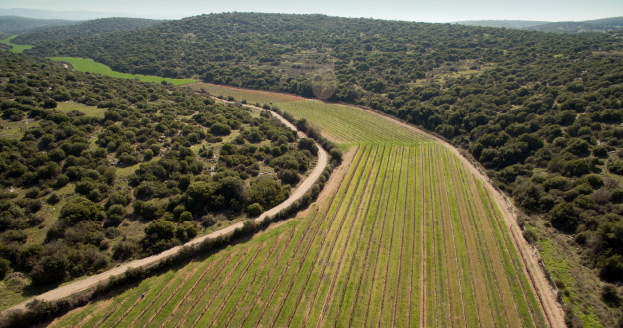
[48,57,195,85]
[56,101,106,118]
[0,35,34,53]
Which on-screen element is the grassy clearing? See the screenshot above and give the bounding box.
[55,101,106,118]
[0,35,33,53]
[48,57,195,85]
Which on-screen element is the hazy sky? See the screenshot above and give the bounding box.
[1,0,622,22]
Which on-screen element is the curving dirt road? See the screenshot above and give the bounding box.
[2,107,328,314]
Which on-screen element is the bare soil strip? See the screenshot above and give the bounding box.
[292,146,375,326]
[393,146,411,327]
[237,211,305,327]
[345,147,393,327]
[139,265,202,327]
[126,274,176,327]
[446,151,494,328]
[419,144,426,328]
[330,145,387,327]
[222,233,285,327]
[253,146,365,326]
[198,242,267,327]
[376,146,406,327]
[351,102,566,327]
[361,147,400,327]
[312,146,381,328]
[437,149,468,327]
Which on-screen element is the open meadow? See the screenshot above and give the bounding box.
[49,85,550,327]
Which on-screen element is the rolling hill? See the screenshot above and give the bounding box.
[12,17,167,46]
[0,15,78,35]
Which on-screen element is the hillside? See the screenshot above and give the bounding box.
[453,20,548,29]
[455,17,623,34]
[527,18,623,34]
[0,50,318,309]
[12,17,167,46]
[0,16,79,35]
[0,8,131,21]
[23,13,623,326]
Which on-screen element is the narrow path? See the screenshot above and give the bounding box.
[1,106,328,314]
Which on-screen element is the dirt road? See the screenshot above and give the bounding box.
[2,108,328,314]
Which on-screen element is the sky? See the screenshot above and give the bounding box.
[1,0,622,22]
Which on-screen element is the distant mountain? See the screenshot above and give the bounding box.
[453,20,548,29]
[0,15,79,34]
[455,17,623,34]
[0,8,133,21]
[12,17,167,46]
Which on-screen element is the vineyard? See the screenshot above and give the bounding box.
[50,140,547,327]
[190,83,434,145]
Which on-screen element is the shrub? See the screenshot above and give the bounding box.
[246,203,263,217]
[176,221,198,242]
[59,197,98,225]
[601,254,623,282]
[601,284,621,307]
[0,257,10,280]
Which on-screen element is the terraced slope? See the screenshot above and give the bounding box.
[50,86,550,327]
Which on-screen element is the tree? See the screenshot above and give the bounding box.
[601,255,623,282]
[59,196,98,224]
[549,203,578,232]
[0,257,10,280]
[176,221,198,242]
[297,138,318,155]
[246,203,263,217]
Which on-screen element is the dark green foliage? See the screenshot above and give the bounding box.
[550,202,579,232]
[176,221,198,242]
[0,257,10,280]
[250,176,289,210]
[601,284,621,307]
[58,197,98,224]
[143,219,177,254]
[12,17,165,46]
[245,203,263,217]
[608,159,623,175]
[601,255,623,282]
[0,16,78,35]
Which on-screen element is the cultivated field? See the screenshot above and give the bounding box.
[0,35,34,53]
[49,85,549,327]
[48,57,195,85]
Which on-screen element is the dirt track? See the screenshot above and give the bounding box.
[1,107,328,314]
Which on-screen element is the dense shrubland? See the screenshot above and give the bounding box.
[0,51,316,292]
